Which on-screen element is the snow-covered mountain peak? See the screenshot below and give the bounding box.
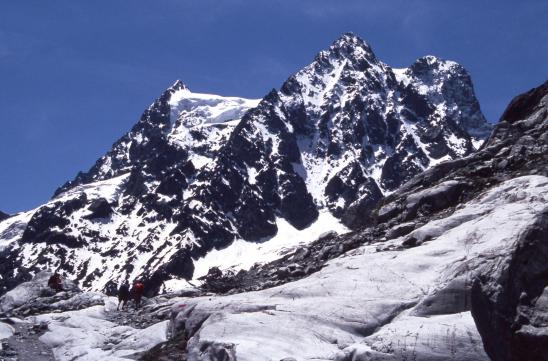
[263,35,491,222]
[393,55,492,141]
[393,56,459,85]
[167,86,260,127]
[327,32,376,63]
[286,34,387,121]
[169,79,188,91]
[52,82,261,193]
[394,55,466,88]
[0,33,493,295]
[412,55,459,72]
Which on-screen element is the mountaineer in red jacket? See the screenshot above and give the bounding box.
[131,281,145,309]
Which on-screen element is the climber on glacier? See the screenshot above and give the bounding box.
[47,272,63,292]
[131,280,145,309]
[117,281,130,310]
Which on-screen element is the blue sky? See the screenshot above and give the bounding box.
[1,0,547,213]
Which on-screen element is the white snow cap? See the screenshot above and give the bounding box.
[167,85,260,126]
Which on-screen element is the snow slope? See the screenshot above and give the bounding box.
[169,175,547,360]
[0,272,174,361]
[190,211,348,281]
[36,299,168,361]
[0,210,34,251]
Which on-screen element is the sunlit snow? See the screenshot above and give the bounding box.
[191,211,348,281]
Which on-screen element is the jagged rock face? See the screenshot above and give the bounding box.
[248,34,490,223]
[469,81,548,361]
[0,33,491,295]
[472,212,548,361]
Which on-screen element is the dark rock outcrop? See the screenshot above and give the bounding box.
[0,211,10,222]
[84,198,113,219]
[472,211,548,361]
[469,81,548,361]
[0,271,104,318]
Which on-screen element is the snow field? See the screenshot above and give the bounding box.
[173,175,547,360]
[36,298,168,361]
